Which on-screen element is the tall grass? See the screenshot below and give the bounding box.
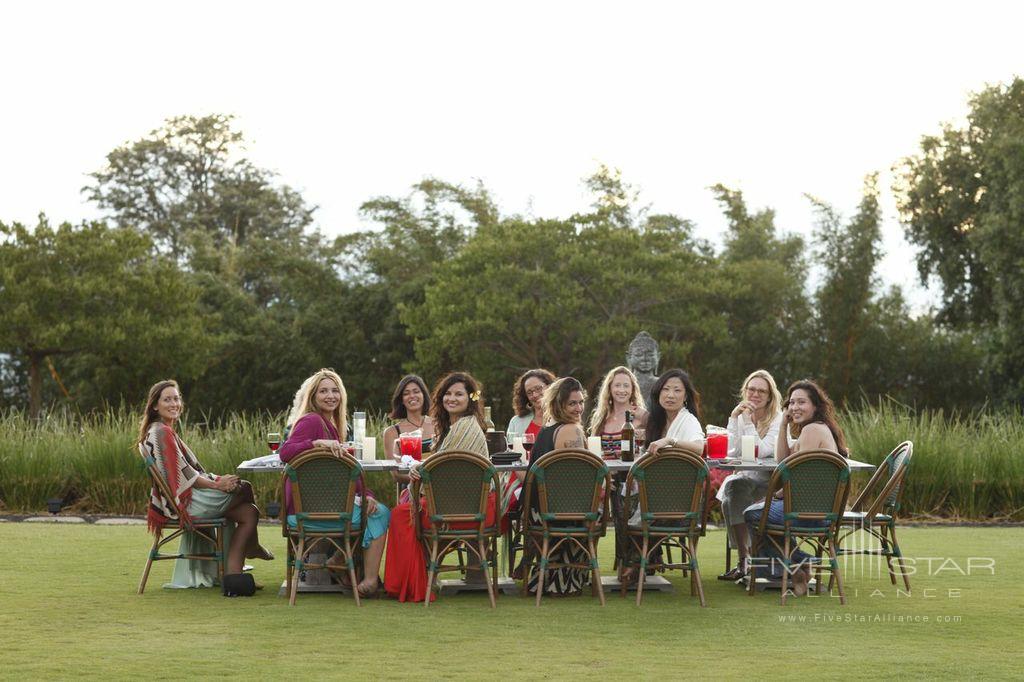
[0,408,395,515]
[843,401,1024,520]
[1,403,1021,519]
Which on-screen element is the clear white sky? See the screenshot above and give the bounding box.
[2,1,1022,310]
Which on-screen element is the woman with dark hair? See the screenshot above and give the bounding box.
[523,377,593,595]
[382,374,435,459]
[138,380,272,589]
[645,369,705,455]
[743,379,848,596]
[384,372,492,602]
[506,368,556,440]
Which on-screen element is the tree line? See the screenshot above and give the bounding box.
[4,78,1022,424]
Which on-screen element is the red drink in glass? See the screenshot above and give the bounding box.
[707,433,728,459]
[399,434,423,461]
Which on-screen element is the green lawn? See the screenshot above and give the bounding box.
[0,523,1020,679]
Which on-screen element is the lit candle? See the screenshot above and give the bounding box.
[362,437,376,461]
[587,436,602,457]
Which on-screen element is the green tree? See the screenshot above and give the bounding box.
[895,77,1024,400]
[0,216,208,417]
[84,114,314,258]
[403,171,727,421]
[809,175,884,406]
[707,184,811,410]
[335,179,496,408]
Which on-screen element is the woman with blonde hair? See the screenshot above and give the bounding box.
[588,366,648,457]
[717,369,784,581]
[139,380,272,590]
[278,368,390,597]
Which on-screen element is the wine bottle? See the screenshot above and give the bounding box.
[621,410,635,462]
[484,406,495,432]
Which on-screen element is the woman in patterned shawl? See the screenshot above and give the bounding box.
[139,380,272,587]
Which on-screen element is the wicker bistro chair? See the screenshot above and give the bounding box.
[281,448,366,606]
[411,450,502,608]
[835,441,914,591]
[747,449,851,605]
[520,448,611,607]
[623,445,710,606]
[136,444,227,594]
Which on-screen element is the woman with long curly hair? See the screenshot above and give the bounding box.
[506,368,556,440]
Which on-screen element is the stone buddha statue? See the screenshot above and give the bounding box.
[626,331,660,404]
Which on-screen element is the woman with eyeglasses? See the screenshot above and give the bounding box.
[506,368,556,440]
[716,370,784,582]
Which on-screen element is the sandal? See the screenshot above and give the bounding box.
[718,560,747,581]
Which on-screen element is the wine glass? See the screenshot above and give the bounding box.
[267,431,282,455]
[635,428,646,455]
[522,432,536,458]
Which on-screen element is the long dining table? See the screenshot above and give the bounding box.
[237,452,875,597]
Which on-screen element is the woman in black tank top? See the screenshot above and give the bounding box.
[524,377,591,595]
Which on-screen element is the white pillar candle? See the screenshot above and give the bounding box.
[362,437,376,461]
[741,435,756,462]
[587,436,602,457]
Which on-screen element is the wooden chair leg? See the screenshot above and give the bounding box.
[137,532,161,595]
[289,538,304,606]
[425,539,439,608]
[216,525,225,587]
[780,535,791,606]
[829,536,846,605]
[479,538,496,609]
[635,536,648,606]
[747,536,759,597]
[285,539,295,600]
[535,535,549,607]
[814,540,824,595]
[589,536,605,606]
[889,524,911,592]
[690,537,707,607]
[345,535,361,607]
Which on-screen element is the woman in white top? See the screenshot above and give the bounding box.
[645,369,705,455]
[717,369,783,581]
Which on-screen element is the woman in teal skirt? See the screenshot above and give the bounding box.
[139,379,273,588]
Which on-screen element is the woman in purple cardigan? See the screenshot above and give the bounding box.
[279,368,389,596]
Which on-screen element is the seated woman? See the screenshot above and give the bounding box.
[382,375,435,499]
[589,365,648,458]
[382,374,435,459]
[743,379,849,596]
[523,377,594,596]
[644,369,705,455]
[278,368,389,597]
[140,380,272,589]
[717,370,784,581]
[384,372,492,602]
[588,366,648,580]
[504,368,555,515]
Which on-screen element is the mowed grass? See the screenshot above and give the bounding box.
[0,524,1020,680]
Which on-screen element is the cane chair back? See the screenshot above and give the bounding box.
[136,443,225,595]
[520,448,611,606]
[412,451,501,608]
[623,445,709,605]
[838,441,914,591]
[749,449,851,605]
[282,448,365,605]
